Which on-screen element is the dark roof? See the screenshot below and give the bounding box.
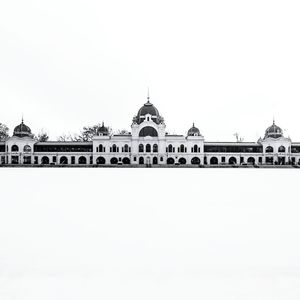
[187,123,201,136]
[264,121,283,139]
[135,99,163,125]
[13,120,32,138]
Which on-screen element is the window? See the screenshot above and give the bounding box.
[111,144,117,153]
[179,144,185,153]
[167,144,173,153]
[266,146,274,153]
[146,144,151,153]
[153,144,158,153]
[23,145,31,152]
[123,144,129,152]
[278,146,285,153]
[139,144,144,152]
[139,126,158,137]
[11,145,19,152]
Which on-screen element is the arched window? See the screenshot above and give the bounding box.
[78,156,87,164]
[139,144,144,153]
[110,157,118,164]
[11,145,19,152]
[123,144,129,152]
[193,145,198,153]
[41,156,50,164]
[210,157,218,165]
[139,157,144,164]
[153,157,158,164]
[111,144,117,153]
[278,146,285,153]
[179,144,185,153]
[229,157,237,165]
[139,126,158,137]
[247,157,255,165]
[99,144,104,152]
[191,157,200,165]
[96,156,106,164]
[168,144,173,153]
[179,157,186,164]
[153,144,158,153]
[146,144,151,153]
[122,157,130,164]
[23,145,31,152]
[167,157,175,164]
[60,156,68,165]
[266,146,274,153]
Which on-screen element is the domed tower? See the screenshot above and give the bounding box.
[258,119,291,165]
[264,120,283,139]
[97,122,109,136]
[187,123,202,137]
[132,94,164,125]
[13,118,33,138]
[131,93,166,159]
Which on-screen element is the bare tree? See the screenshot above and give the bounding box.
[77,124,112,141]
[116,129,130,135]
[57,133,74,142]
[0,123,9,141]
[35,130,49,142]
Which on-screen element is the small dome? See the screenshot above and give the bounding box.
[264,120,283,139]
[98,122,109,136]
[188,123,201,136]
[135,97,163,125]
[13,119,32,138]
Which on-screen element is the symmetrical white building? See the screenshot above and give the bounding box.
[1,97,300,166]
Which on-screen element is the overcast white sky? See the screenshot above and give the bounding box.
[1,0,300,141]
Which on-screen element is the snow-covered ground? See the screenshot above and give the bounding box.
[1,168,300,300]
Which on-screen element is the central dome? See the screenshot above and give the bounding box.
[13,119,32,138]
[134,97,163,125]
[264,120,283,139]
[187,123,201,136]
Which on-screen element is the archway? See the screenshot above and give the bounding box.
[122,157,130,164]
[11,145,19,152]
[139,144,144,153]
[153,157,158,165]
[266,146,274,153]
[23,145,31,152]
[210,157,218,165]
[229,157,237,165]
[179,157,186,164]
[96,156,106,165]
[278,146,286,153]
[247,157,255,165]
[78,156,87,164]
[167,157,175,165]
[191,157,200,165]
[139,126,158,137]
[41,156,50,164]
[60,156,68,165]
[139,157,144,164]
[110,157,118,165]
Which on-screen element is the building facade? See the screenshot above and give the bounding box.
[1,98,300,167]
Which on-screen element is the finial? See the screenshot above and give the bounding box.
[147,87,150,103]
[193,122,195,127]
[102,121,104,127]
[273,116,275,125]
[21,114,24,124]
